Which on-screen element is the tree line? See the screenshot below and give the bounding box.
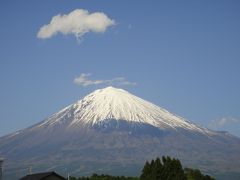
[70,156,215,180]
[140,156,214,180]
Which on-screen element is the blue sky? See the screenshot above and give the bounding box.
[0,0,240,137]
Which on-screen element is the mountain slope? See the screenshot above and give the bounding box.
[34,86,210,133]
[0,87,240,180]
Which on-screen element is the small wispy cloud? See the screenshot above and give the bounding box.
[128,24,132,29]
[37,9,115,41]
[208,117,240,129]
[73,73,136,87]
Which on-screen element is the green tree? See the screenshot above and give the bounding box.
[184,168,215,180]
[140,160,151,179]
[140,156,186,180]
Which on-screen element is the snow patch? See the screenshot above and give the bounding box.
[38,86,210,134]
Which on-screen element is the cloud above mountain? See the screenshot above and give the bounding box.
[208,117,240,129]
[37,9,115,40]
[73,73,136,87]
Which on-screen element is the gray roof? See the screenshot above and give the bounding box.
[19,171,66,180]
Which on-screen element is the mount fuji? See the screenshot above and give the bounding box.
[0,87,240,179]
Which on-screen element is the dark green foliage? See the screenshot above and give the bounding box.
[184,168,215,180]
[140,156,186,180]
[140,161,151,179]
[140,156,215,180]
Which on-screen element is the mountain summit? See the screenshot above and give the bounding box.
[38,86,208,133]
[0,87,240,180]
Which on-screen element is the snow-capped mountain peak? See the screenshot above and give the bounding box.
[38,86,209,133]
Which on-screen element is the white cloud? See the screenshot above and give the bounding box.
[208,117,240,129]
[37,9,115,40]
[128,24,132,29]
[73,73,136,87]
